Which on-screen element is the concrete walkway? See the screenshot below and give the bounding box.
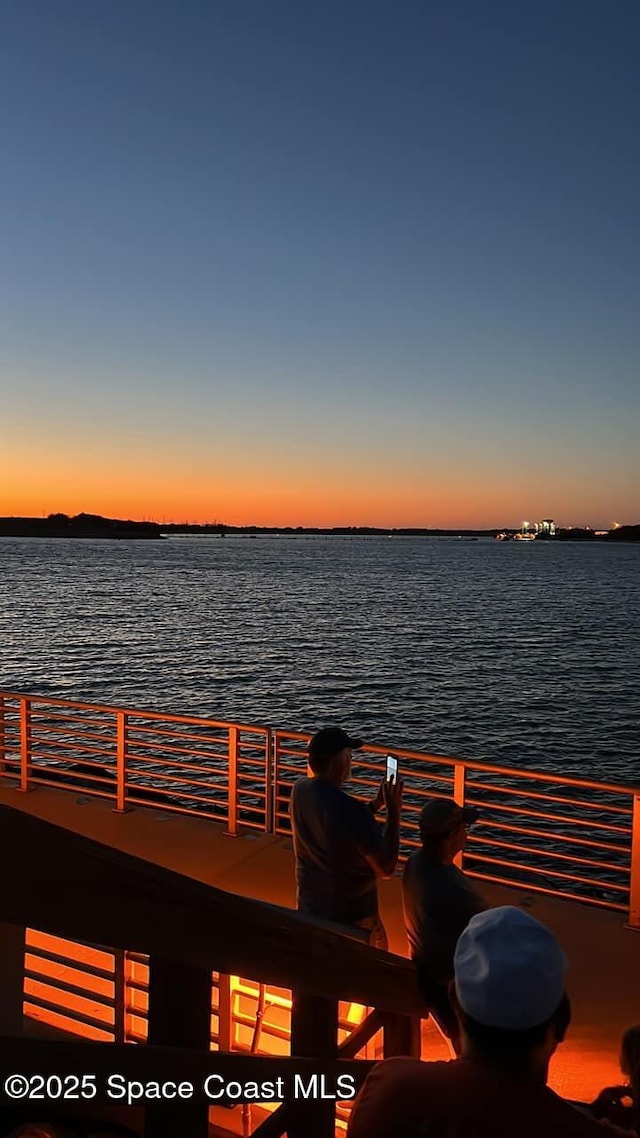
[2,782,638,1106]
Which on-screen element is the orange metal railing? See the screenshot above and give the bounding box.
[0,690,270,833]
[1,689,638,927]
[2,688,637,1134]
[273,730,640,928]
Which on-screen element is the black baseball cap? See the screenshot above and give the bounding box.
[419,798,479,837]
[309,727,364,765]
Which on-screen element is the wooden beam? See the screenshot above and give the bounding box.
[288,992,338,1138]
[337,1010,384,1059]
[146,958,212,1138]
[0,1036,375,1100]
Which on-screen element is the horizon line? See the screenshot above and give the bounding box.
[1,511,634,533]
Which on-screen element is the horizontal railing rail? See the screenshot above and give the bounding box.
[1,690,638,927]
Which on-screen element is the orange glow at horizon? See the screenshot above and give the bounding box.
[1,443,631,531]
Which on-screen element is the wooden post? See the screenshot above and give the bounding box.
[628,793,640,931]
[146,957,212,1138]
[113,948,127,1044]
[0,923,25,1035]
[381,1011,421,1058]
[288,992,338,1138]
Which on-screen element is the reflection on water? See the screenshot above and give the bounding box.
[0,536,638,783]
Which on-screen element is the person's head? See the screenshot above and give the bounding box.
[418,798,478,862]
[620,1025,640,1088]
[308,727,364,785]
[450,906,570,1079]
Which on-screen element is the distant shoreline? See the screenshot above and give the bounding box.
[1,515,638,542]
[0,514,162,540]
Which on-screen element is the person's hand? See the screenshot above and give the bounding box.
[370,777,386,813]
[383,776,403,816]
[592,1085,632,1114]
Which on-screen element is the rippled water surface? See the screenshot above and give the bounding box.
[1,536,638,783]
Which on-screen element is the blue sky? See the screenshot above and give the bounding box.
[1,0,638,526]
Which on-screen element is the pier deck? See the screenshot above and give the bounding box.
[1,781,638,1112]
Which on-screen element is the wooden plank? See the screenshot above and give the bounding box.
[0,804,421,1014]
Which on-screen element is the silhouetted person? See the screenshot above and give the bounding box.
[349,906,633,1137]
[591,1024,640,1132]
[402,798,487,1046]
[290,726,402,947]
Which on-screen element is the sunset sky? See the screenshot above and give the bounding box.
[2,0,638,528]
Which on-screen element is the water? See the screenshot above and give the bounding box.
[0,535,638,784]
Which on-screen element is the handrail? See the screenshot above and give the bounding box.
[0,690,638,928]
[0,804,420,1013]
[0,689,265,733]
[0,1036,377,1105]
[0,802,421,1138]
[270,725,638,796]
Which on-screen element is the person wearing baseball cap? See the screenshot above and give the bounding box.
[349,907,633,1137]
[402,797,488,1048]
[290,726,403,947]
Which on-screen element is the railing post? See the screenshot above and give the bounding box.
[273,731,281,835]
[0,695,5,776]
[147,956,211,1138]
[115,710,127,812]
[217,972,233,1051]
[381,1011,421,1058]
[628,792,640,930]
[265,728,274,834]
[289,991,338,1138]
[226,725,239,835]
[113,948,127,1043]
[19,697,31,793]
[0,923,25,1035]
[453,762,466,869]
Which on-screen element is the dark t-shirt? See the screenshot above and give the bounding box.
[347,1058,633,1138]
[402,854,487,986]
[290,776,385,924]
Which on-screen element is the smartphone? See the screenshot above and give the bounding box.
[386,754,398,783]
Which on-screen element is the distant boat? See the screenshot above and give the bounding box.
[514,532,536,541]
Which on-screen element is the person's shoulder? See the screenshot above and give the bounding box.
[290,776,316,804]
[349,1058,466,1136]
[449,865,485,895]
[346,1060,476,1138]
[360,1057,458,1095]
[402,849,423,879]
[404,854,448,888]
[543,1088,634,1136]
